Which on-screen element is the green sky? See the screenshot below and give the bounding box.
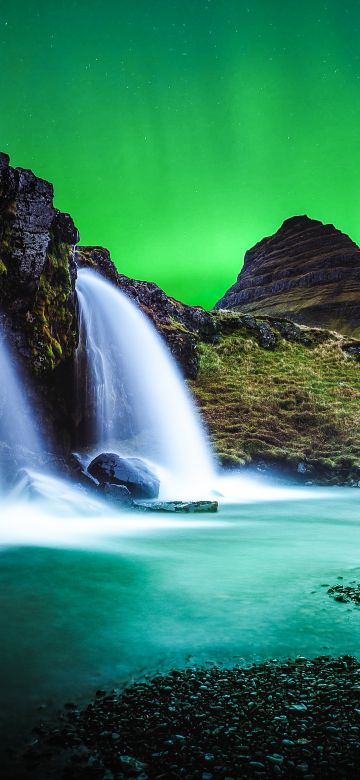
[1,0,360,307]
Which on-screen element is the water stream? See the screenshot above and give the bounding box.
[75,268,215,499]
[0,323,43,487]
[1,490,360,761]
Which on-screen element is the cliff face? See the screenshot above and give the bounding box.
[215,216,360,337]
[0,152,79,374]
[0,153,213,381]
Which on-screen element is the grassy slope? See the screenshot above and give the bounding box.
[191,314,360,483]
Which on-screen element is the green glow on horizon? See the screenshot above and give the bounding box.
[1,0,360,308]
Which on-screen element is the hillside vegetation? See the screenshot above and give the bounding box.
[191,313,360,484]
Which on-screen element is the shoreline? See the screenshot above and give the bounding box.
[22,655,360,780]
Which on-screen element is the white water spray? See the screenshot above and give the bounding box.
[0,324,43,484]
[75,268,216,498]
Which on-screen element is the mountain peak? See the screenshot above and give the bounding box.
[214,216,360,336]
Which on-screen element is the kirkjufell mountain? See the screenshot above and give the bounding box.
[215,215,360,337]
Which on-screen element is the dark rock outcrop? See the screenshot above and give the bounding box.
[215,215,360,337]
[0,152,80,451]
[0,153,215,384]
[88,452,160,499]
[0,152,79,373]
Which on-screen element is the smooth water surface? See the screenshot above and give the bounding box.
[1,487,360,753]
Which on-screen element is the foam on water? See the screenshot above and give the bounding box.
[0,467,334,551]
[215,472,332,504]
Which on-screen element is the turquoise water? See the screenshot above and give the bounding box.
[1,488,360,753]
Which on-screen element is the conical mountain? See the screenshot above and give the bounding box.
[215,215,360,336]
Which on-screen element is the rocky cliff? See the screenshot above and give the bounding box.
[0,153,215,383]
[0,152,79,374]
[215,216,360,337]
[0,154,216,454]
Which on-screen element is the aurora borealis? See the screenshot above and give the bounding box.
[1,1,360,308]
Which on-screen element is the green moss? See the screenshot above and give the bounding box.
[29,240,76,373]
[160,318,192,335]
[0,259,7,274]
[191,331,360,479]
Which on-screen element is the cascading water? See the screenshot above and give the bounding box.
[0,322,43,486]
[0,316,115,512]
[75,268,216,498]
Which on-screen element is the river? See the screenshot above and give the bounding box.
[1,485,360,760]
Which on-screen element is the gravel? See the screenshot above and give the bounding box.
[326,582,360,606]
[24,656,360,779]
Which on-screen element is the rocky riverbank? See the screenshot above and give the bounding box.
[24,656,360,779]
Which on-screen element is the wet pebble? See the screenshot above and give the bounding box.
[23,656,360,779]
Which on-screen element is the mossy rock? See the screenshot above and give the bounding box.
[28,240,77,373]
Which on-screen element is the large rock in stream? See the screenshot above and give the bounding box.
[88,453,160,499]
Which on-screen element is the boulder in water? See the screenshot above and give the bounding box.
[98,482,134,507]
[88,453,160,499]
[68,452,100,490]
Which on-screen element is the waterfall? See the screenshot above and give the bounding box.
[0,322,43,486]
[75,268,216,498]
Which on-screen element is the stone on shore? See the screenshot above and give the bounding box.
[135,499,218,513]
[24,656,360,779]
